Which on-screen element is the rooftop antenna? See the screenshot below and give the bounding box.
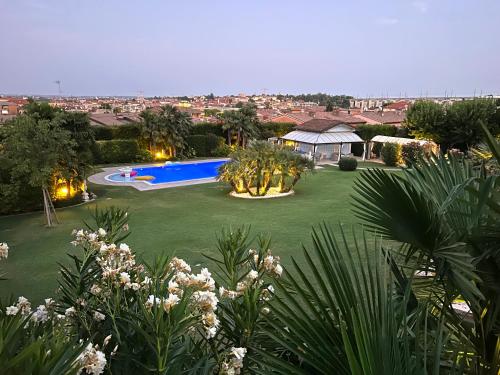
[54,80,62,97]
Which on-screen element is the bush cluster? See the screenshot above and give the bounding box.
[381,143,402,166]
[338,156,358,171]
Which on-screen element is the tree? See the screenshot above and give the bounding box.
[403,100,446,142]
[52,112,95,194]
[443,99,498,150]
[3,116,76,225]
[325,101,334,112]
[139,105,192,158]
[221,104,259,147]
[404,99,499,151]
[23,99,61,120]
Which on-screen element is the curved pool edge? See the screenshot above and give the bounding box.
[88,158,229,191]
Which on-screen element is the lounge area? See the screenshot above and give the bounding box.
[277,119,365,162]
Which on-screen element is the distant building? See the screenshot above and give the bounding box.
[0,101,19,115]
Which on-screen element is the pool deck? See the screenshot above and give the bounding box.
[87,158,229,191]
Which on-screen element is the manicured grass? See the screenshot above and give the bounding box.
[0,166,373,303]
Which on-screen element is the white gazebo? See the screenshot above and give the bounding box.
[279,119,365,162]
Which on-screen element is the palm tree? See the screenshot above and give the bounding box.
[350,123,500,373]
[140,105,192,158]
[220,104,259,148]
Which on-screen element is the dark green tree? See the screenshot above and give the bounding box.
[403,100,446,142]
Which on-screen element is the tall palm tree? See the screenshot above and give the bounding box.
[220,104,259,148]
[140,105,192,158]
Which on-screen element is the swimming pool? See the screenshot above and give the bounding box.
[106,160,228,185]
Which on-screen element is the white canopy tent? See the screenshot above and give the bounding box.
[280,130,365,161]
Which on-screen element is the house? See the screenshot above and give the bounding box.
[0,101,19,115]
[279,119,365,162]
[353,110,406,126]
[89,113,140,126]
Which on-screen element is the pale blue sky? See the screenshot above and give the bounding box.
[1,0,499,97]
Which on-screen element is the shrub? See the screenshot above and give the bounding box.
[338,157,358,171]
[212,143,232,157]
[381,143,402,166]
[93,140,142,164]
[401,142,424,166]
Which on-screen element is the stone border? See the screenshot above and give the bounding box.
[229,190,295,199]
[88,158,229,191]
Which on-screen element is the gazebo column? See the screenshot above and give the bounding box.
[362,142,366,161]
[313,144,317,160]
[338,142,342,162]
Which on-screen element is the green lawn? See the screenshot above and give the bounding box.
[0,166,378,303]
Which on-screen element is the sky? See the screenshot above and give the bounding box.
[1,0,499,97]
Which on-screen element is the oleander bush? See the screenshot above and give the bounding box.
[338,156,358,171]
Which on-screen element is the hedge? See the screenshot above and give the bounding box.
[93,140,148,164]
[92,123,141,140]
[190,122,224,137]
[186,133,225,157]
[355,124,398,141]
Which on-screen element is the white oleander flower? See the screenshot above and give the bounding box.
[0,242,9,259]
[6,305,19,315]
[76,343,107,375]
[65,306,77,317]
[247,270,259,280]
[162,294,180,312]
[90,284,102,295]
[93,311,106,322]
[145,295,161,309]
[32,305,49,323]
[97,228,107,237]
[16,296,31,315]
[119,272,131,285]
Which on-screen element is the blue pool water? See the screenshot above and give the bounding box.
[107,160,228,185]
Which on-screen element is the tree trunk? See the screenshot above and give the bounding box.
[227,130,232,146]
[66,180,71,199]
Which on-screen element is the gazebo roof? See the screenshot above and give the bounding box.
[371,135,435,146]
[281,130,364,145]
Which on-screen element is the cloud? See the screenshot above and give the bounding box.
[412,1,428,13]
[375,17,400,25]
